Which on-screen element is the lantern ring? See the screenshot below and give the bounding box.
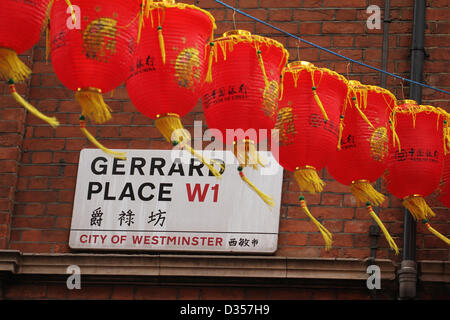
[223,30,252,37]
[351,179,370,185]
[233,139,256,145]
[295,165,316,171]
[287,61,314,69]
[77,87,102,94]
[397,99,418,106]
[155,113,180,119]
[403,194,424,200]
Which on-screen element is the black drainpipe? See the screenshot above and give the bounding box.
[398,0,427,300]
[366,0,393,299]
[381,0,391,89]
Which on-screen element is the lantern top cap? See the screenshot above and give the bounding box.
[223,30,252,37]
[288,61,315,69]
[397,99,418,105]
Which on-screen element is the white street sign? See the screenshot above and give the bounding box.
[69,149,283,253]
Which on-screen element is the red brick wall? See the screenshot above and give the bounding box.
[3,282,449,300]
[1,1,449,264]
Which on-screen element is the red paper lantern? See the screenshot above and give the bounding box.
[50,0,142,158]
[0,0,51,81]
[0,0,61,127]
[202,30,289,205]
[126,1,219,175]
[386,100,450,245]
[326,80,398,253]
[274,61,348,249]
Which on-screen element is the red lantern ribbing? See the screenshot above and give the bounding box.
[0,0,65,127]
[327,80,398,253]
[126,0,220,176]
[202,30,289,205]
[274,61,348,249]
[439,111,450,208]
[50,0,142,159]
[386,100,450,245]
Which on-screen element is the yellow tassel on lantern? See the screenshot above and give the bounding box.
[294,166,325,194]
[423,220,450,246]
[256,47,269,87]
[157,25,166,64]
[8,80,59,128]
[310,71,329,121]
[352,97,375,129]
[233,140,273,207]
[79,116,126,160]
[205,42,215,83]
[0,48,31,83]
[137,0,145,43]
[337,114,345,150]
[75,88,112,124]
[366,202,399,254]
[64,0,77,25]
[155,113,222,178]
[402,195,436,221]
[350,180,386,206]
[238,167,275,208]
[233,140,265,170]
[299,196,332,250]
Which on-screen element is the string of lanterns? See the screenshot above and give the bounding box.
[1,0,449,250]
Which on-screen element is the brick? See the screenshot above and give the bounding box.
[54,217,72,229]
[22,139,65,151]
[135,286,177,300]
[4,284,47,299]
[0,147,20,160]
[196,0,237,9]
[12,216,54,229]
[68,286,112,300]
[244,288,269,299]
[9,242,53,253]
[275,246,320,257]
[293,9,335,21]
[111,286,135,300]
[323,0,366,7]
[323,22,365,34]
[260,0,301,8]
[31,152,53,164]
[46,284,69,299]
[344,220,373,233]
[310,206,355,219]
[0,160,18,173]
[42,230,69,242]
[201,287,245,300]
[19,165,59,177]
[28,177,48,190]
[21,229,42,242]
[268,287,313,299]
[285,233,308,246]
[178,287,201,300]
[336,289,371,300]
[256,21,299,34]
